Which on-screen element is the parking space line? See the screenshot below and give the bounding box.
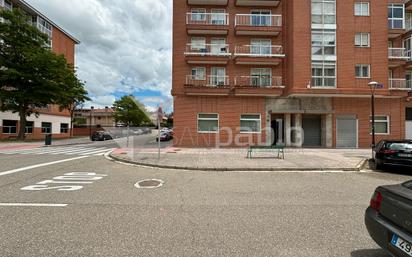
[0,156,89,177]
[0,203,67,207]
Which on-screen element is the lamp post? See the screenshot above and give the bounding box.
[368,81,379,159]
[89,106,94,139]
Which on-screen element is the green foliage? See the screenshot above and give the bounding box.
[113,95,151,126]
[0,9,89,139]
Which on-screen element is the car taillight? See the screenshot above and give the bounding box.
[382,149,397,154]
[370,191,383,212]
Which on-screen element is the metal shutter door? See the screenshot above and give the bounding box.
[302,115,322,147]
[336,116,357,148]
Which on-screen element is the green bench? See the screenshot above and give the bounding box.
[247,145,285,159]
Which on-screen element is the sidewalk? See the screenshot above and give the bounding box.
[0,136,92,150]
[109,147,371,171]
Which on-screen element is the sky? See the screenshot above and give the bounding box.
[26,0,173,113]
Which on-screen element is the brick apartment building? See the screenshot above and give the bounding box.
[0,0,80,140]
[172,0,412,148]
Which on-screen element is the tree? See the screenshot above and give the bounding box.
[0,9,88,139]
[113,95,151,126]
[59,69,90,137]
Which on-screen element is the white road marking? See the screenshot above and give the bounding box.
[78,149,112,156]
[0,146,113,156]
[0,203,67,207]
[0,156,89,177]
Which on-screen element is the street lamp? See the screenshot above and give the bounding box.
[368,81,379,158]
[89,106,94,139]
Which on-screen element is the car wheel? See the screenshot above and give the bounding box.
[375,161,384,170]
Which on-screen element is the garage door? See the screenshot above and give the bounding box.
[407,122,412,140]
[336,116,358,148]
[407,108,412,140]
[302,115,322,147]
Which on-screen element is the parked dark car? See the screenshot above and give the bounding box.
[91,131,113,141]
[156,132,172,142]
[365,181,412,257]
[374,140,412,170]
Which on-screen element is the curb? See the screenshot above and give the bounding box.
[107,152,365,172]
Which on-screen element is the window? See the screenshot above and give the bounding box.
[354,2,369,16]
[311,61,336,87]
[210,67,226,86]
[240,114,261,133]
[190,9,206,22]
[370,116,390,134]
[25,121,34,134]
[251,68,271,87]
[60,123,69,133]
[355,64,370,78]
[251,39,271,55]
[211,9,226,25]
[388,4,404,29]
[2,120,17,134]
[251,10,271,26]
[190,37,206,51]
[191,67,206,80]
[312,30,336,56]
[198,114,219,133]
[41,122,52,134]
[406,108,412,121]
[210,38,227,55]
[404,37,411,60]
[312,0,336,25]
[355,33,370,47]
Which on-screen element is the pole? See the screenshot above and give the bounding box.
[158,116,161,160]
[127,123,130,148]
[371,91,376,159]
[89,111,92,139]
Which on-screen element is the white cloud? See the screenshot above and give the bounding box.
[26,0,173,108]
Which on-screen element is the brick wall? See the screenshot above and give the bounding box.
[174,96,266,147]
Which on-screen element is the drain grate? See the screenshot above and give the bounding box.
[135,179,164,189]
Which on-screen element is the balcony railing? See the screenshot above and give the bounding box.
[186,13,229,26]
[389,78,410,90]
[235,76,283,87]
[184,43,231,56]
[406,18,412,31]
[186,75,230,87]
[388,48,408,59]
[234,45,284,57]
[235,14,282,27]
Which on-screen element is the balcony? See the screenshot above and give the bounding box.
[235,0,280,7]
[234,76,284,96]
[187,0,228,5]
[234,45,285,65]
[388,48,408,67]
[406,18,412,31]
[184,43,231,64]
[235,14,282,36]
[388,21,405,38]
[186,13,229,35]
[184,75,231,96]
[389,78,411,90]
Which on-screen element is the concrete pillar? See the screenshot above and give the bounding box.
[294,113,303,147]
[285,114,291,146]
[266,112,272,145]
[325,114,333,148]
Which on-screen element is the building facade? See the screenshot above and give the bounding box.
[172,0,412,148]
[0,0,80,140]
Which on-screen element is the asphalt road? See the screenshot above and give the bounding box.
[0,144,411,257]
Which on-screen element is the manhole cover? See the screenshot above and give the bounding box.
[135,179,164,189]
